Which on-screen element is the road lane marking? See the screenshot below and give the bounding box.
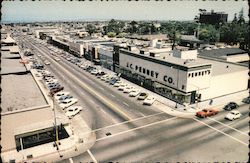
[98,86,104,90]
[193,118,248,146]
[91,111,165,133]
[208,117,248,136]
[139,112,146,117]
[123,102,129,107]
[96,117,177,142]
[87,150,98,163]
[69,158,74,163]
[110,94,115,97]
[30,43,132,121]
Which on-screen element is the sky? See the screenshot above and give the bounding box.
[1,1,249,23]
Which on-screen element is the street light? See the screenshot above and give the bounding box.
[49,93,60,149]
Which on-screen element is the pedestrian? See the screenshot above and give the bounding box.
[209,99,213,105]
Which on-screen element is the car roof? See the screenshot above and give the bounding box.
[230,110,240,114]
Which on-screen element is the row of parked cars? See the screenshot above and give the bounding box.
[196,101,242,121]
[33,59,83,119]
[77,63,157,105]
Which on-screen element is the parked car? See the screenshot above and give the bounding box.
[45,79,59,85]
[90,69,98,75]
[143,96,156,105]
[59,98,78,109]
[100,74,109,81]
[109,78,118,85]
[129,89,141,97]
[113,81,123,87]
[65,106,83,118]
[123,86,134,93]
[50,86,64,96]
[44,60,51,65]
[196,109,219,118]
[48,83,61,90]
[54,91,70,100]
[96,70,105,77]
[242,96,250,104]
[58,95,74,102]
[118,84,127,91]
[137,92,148,100]
[223,102,239,111]
[225,110,242,121]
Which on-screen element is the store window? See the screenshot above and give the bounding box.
[191,73,194,77]
[199,72,201,76]
[202,71,204,76]
[188,73,191,77]
[147,69,150,75]
[195,72,197,77]
[143,68,146,74]
[139,67,142,72]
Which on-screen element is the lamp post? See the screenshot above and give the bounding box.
[49,93,59,149]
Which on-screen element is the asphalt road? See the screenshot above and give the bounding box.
[19,35,249,162]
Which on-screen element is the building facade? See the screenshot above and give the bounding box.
[118,49,248,104]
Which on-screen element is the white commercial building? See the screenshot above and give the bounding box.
[119,49,248,104]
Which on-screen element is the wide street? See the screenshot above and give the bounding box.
[19,35,249,162]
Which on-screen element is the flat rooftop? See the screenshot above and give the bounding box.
[1,48,47,112]
[1,107,68,152]
[0,50,26,75]
[120,49,248,75]
[120,49,211,69]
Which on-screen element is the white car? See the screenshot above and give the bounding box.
[123,86,134,93]
[113,81,123,87]
[100,75,109,81]
[225,110,242,121]
[65,106,83,118]
[90,69,98,75]
[44,60,51,65]
[45,79,58,84]
[54,57,61,61]
[54,91,70,100]
[129,89,141,97]
[118,84,128,91]
[59,98,78,109]
[143,96,156,105]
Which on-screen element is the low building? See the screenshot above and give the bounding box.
[118,49,248,104]
[198,47,249,64]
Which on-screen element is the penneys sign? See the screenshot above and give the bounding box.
[126,62,174,85]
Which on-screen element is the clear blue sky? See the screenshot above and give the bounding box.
[1,1,249,23]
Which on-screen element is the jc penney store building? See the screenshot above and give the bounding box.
[118,49,249,105]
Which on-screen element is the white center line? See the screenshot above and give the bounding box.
[96,117,177,142]
[87,150,98,163]
[98,86,104,90]
[123,102,129,107]
[193,118,248,146]
[208,117,248,136]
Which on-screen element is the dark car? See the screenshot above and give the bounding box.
[242,96,250,104]
[50,86,64,96]
[109,78,119,85]
[223,102,239,111]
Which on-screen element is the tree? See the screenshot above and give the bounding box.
[238,8,245,24]
[86,24,96,36]
[107,32,116,38]
[199,25,219,43]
